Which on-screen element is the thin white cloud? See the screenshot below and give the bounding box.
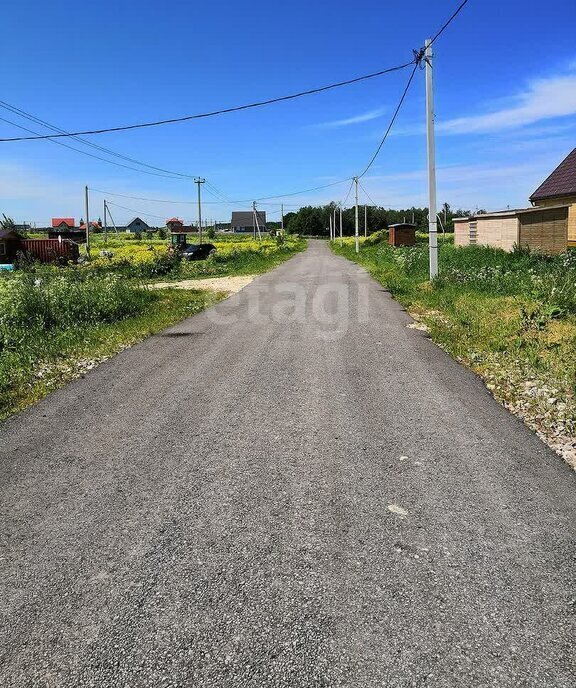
[439,67,576,134]
[315,107,387,128]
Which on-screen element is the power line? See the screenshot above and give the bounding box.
[0,116,187,179]
[88,188,304,207]
[0,100,198,179]
[105,201,170,222]
[356,61,419,179]
[428,0,470,46]
[91,179,350,205]
[0,62,415,142]
[341,179,355,207]
[357,179,378,207]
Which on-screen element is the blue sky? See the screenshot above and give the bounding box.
[1,0,575,225]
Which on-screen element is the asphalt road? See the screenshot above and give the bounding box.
[1,241,575,687]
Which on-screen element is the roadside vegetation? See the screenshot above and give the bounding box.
[332,232,576,468]
[0,233,306,419]
[84,233,306,280]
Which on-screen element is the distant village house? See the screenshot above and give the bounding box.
[52,218,75,230]
[125,217,150,233]
[231,210,267,233]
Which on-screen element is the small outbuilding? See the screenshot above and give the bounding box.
[388,223,416,247]
[0,229,22,263]
[454,206,568,255]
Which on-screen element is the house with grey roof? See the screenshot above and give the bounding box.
[125,217,150,233]
[231,210,267,233]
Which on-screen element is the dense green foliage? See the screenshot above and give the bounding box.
[285,202,470,236]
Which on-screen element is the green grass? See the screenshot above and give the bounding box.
[0,270,222,420]
[332,234,576,452]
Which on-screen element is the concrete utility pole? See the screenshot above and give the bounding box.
[339,203,343,247]
[252,201,262,240]
[329,213,333,241]
[364,204,368,237]
[84,185,90,255]
[425,38,438,279]
[354,177,359,254]
[195,177,205,244]
[103,199,108,245]
[281,203,284,233]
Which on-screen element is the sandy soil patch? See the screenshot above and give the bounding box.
[150,275,256,294]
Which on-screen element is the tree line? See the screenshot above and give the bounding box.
[283,203,471,236]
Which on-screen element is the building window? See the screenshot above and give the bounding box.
[0,243,6,256]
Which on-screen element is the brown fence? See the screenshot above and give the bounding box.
[20,239,80,263]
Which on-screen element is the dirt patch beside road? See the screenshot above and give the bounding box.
[150,275,256,294]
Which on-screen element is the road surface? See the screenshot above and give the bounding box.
[1,241,574,687]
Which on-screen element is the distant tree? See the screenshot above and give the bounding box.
[0,214,15,231]
[206,225,216,240]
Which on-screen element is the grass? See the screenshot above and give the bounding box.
[332,233,576,465]
[0,268,223,420]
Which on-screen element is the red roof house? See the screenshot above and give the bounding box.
[52,218,75,229]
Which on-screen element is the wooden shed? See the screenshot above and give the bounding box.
[454,206,568,255]
[0,229,23,263]
[388,223,416,247]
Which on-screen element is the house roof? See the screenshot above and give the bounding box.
[79,221,100,229]
[127,216,149,226]
[530,148,576,201]
[52,217,75,228]
[231,210,267,227]
[166,217,183,224]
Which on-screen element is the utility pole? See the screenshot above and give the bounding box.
[194,177,205,244]
[281,203,284,233]
[339,203,343,247]
[103,199,108,244]
[425,38,438,279]
[329,213,333,241]
[252,201,262,240]
[364,204,368,237]
[84,185,90,255]
[354,177,359,254]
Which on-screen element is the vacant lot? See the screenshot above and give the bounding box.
[333,233,576,467]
